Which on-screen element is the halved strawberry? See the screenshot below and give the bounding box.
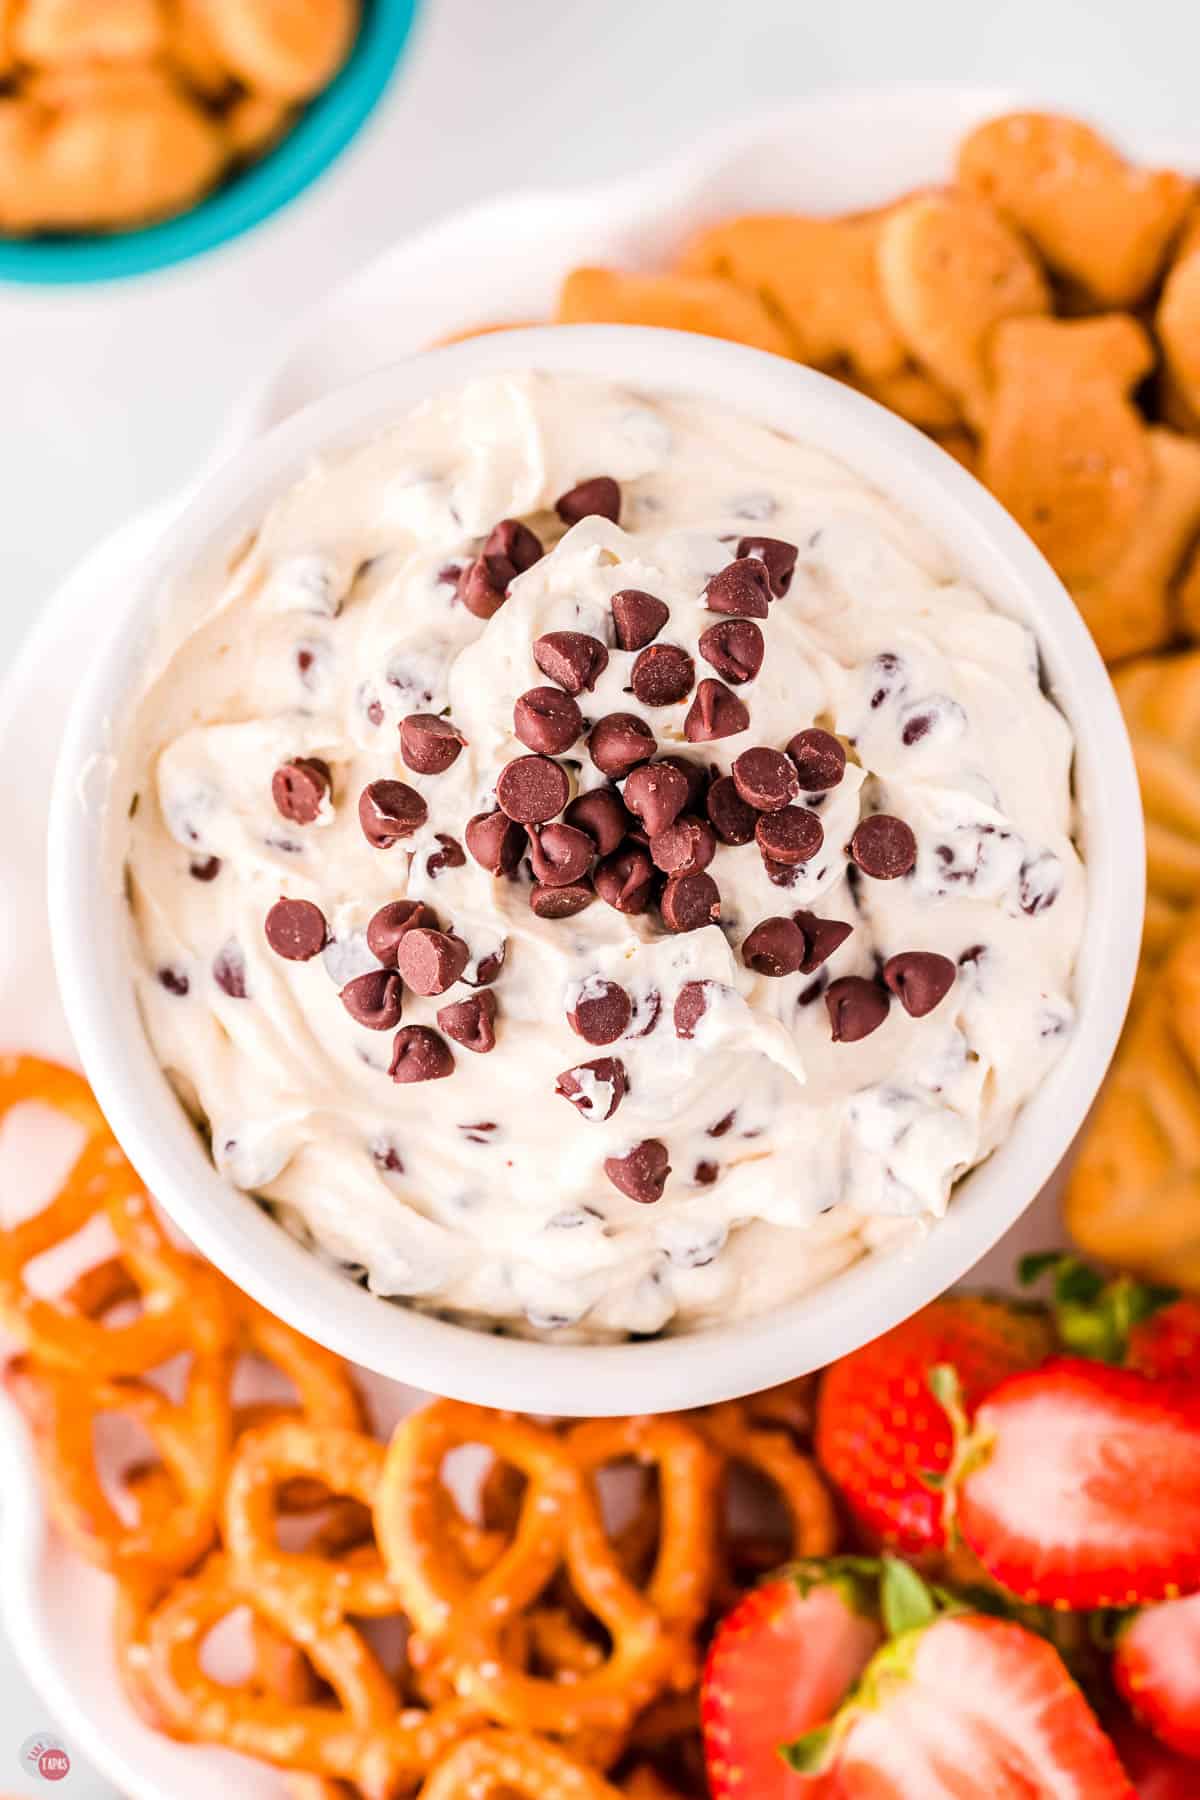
[786,1614,1135,1797]
[701,1560,884,1798]
[955,1359,1200,1609]
[1108,1713,1200,1799]
[815,1296,1052,1557]
[1021,1252,1200,1382]
[1114,1591,1200,1760]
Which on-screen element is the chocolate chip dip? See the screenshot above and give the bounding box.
[125,372,1085,1339]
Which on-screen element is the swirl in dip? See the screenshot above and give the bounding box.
[125,372,1085,1340]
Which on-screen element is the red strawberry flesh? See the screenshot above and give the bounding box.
[1115,1591,1200,1760]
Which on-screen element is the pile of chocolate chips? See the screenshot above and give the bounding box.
[245,473,956,1198]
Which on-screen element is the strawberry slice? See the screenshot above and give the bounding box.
[701,1561,884,1798]
[1114,1591,1200,1759]
[786,1614,1135,1798]
[955,1359,1200,1609]
[815,1296,1052,1557]
[1108,1713,1200,1799]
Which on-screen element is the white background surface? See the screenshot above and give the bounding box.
[0,0,1193,1791]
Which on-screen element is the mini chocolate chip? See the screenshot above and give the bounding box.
[611,588,670,651]
[825,976,890,1042]
[674,979,716,1039]
[365,697,385,727]
[742,916,807,977]
[189,855,222,882]
[756,806,824,866]
[367,900,439,967]
[556,1056,628,1120]
[400,714,464,775]
[373,1140,404,1173]
[788,727,846,791]
[514,686,583,755]
[265,897,328,961]
[533,631,609,695]
[272,757,331,825]
[706,774,757,845]
[341,970,404,1030]
[698,618,764,684]
[685,679,750,743]
[733,747,799,812]
[588,712,656,778]
[437,989,497,1053]
[482,518,543,587]
[883,951,956,1018]
[465,941,506,986]
[496,755,570,824]
[425,834,466,878]
[708,1110,736,1137]
[527,822,594,886]
[630,644,695,707]
[390,1026,454,1082]
[623,761,689,837]
[568,978,632,1045]
[530,881,595,919]
[396,928,470,996]
[736,535,798,596]
[359,780,427,847]
[566,787,630,856]
[658,755,707,813]
[792,910,853,973]
[456,558,506,619]
[703,557,772,619]
[959,943,987,967]
[628,988,661,1038]
[594,844,656,914]
[158,966,189,996]
[849,814,917,879]
[694,1161,719,1186]
[604,1139,669,1203]
[213,942,248,998]
[651,814,715,876]
[466,809,526,874]
[661,871,720,933]
[764,859,800,889]
[556,476,620,525]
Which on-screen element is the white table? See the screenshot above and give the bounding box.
[1,0,1194,1789]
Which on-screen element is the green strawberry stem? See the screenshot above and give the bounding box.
[1017,1250,1176,1363]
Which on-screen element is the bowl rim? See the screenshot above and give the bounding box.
[48,324,1144,1414]
[0,0,422,287]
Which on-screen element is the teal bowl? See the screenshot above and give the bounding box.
[0,0,422,285]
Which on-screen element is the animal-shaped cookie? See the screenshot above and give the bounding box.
[677,212,907,381]
[958,112,1193,308]
[1071,428,1200,664]
[556,266,791,356]
[13,0,163,63]
[1157,213,1200,434]
[1114,650,1200,970]
[198,0,358,101]
[877,190,1049,429]
[1067,908,1200,1291]
[980,313,1154,592]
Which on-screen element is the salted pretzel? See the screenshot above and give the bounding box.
[696,1398,837,1604]
[417,1730,626,1800]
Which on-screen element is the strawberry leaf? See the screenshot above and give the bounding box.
[880,1556,937,1637]
[779,1723,833,1774]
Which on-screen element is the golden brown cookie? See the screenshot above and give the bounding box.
[876,189,1049,428]
[4,65,227,234]
[1070,428,1200,664]
[839,362,961,432]
[980,313,1154,590]
[198,0,358,102]
[931,427,979,475]
[12,0,164,62]
[225,91,292,160]
[556,266,792,356]
[1157,212,1200,434]
[957,111,1193,309]
[1066,907,1200,1290]
[1177,540,1200,642]
[165,0,233,99]
[677,212,907,381]
[1114,651,1200,972]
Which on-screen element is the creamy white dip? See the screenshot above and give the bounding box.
[125,372,1084,1339]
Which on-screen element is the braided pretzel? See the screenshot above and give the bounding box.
[377,1401,680,1742]
[418,1730,624,1800]
[695,1399,837,1605]
[0,1056,231,1374]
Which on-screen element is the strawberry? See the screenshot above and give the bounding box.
[1021,1252,1200,1383]
[1113,1591,1200,1760]
[785,1613,1135,1798]
[815,1296,1053,1556]
[954,1359,1200,1609]
[701,1559,884,1798]
[1108,1714,1200,1799]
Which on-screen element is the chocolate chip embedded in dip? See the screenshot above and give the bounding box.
[124,371,1085,1342]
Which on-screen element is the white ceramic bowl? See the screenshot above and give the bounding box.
[48,323,1143,1416]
